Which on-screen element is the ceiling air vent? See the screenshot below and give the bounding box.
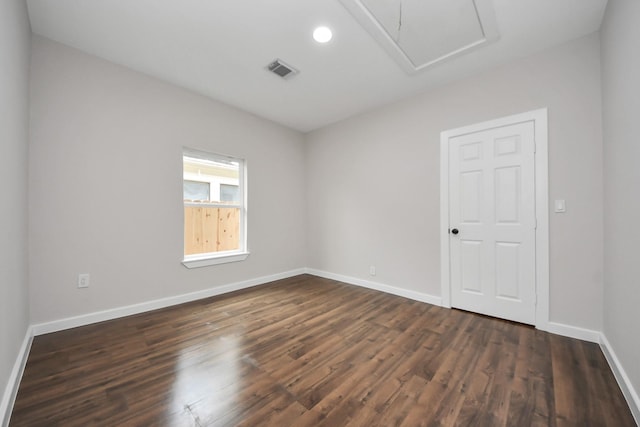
[267,59,298,79]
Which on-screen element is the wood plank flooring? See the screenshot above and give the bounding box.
[10,275,636,426]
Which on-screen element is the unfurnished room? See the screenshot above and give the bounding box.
[1,0,639,425]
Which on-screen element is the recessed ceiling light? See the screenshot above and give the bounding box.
[313,26,333,43]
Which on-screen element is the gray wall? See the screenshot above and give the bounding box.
[7,5,640,419]
[0,0,31,417]
[306,33,604,331]
[29,37,307,324]
[601,0,640,410]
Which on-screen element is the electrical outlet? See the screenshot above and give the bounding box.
[554,199,566,213]
[78,273,90,288]
[369,265,376,276]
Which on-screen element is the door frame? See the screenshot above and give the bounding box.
[439,108,549,330]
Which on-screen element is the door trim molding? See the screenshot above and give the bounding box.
[439,108,549,330]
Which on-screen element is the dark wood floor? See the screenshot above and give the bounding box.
[10,275,635,426]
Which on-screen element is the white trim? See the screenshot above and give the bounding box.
[184,202,241,209]
[439,108,550,330]
[1,326,33,427]
[440,127,452,308]
[337,0,499,74]
[182,251,250,269]
[532,109,550,331]
[32,268,305,336]
[543,321,600,343]
[305,268,442,306]
[600,334,640,424]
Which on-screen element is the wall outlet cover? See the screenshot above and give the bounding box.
[78,273,90,288]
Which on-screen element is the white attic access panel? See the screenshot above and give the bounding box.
[339,0,499,74]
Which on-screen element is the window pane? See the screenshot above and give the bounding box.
[183,148,245,257]
[184,180,210,201]
[183,155,239,203]
[220,184,239,203]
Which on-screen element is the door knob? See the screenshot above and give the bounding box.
[451,228,459,235]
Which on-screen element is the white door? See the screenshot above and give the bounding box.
[447,120,536,324]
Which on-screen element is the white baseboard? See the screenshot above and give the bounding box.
[305,268,443,306]
[32,268,306,336]
[543,321,601,343]
[1,326,33,427]
[600,334,640,425]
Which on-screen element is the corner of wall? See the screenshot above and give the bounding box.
[600,333,640,424]
[0,327,33,427]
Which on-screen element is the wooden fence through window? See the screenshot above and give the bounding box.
[184,206,240,255]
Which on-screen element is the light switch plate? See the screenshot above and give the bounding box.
[554,199,566,213]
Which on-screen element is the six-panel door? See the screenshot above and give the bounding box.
[449,121,536,324]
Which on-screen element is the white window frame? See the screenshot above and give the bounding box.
[182,147,249,269]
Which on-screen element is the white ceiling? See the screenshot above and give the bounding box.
[26,0,608,133]
[347,0,499,73]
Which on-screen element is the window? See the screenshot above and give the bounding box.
[182,148,248,268]
[220,184,239,202]
[183,180,210,201]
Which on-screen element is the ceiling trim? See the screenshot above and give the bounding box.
[338,0,500,74]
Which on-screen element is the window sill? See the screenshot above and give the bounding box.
[182,251,250,269]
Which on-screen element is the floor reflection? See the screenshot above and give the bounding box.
[169,334,242,423]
